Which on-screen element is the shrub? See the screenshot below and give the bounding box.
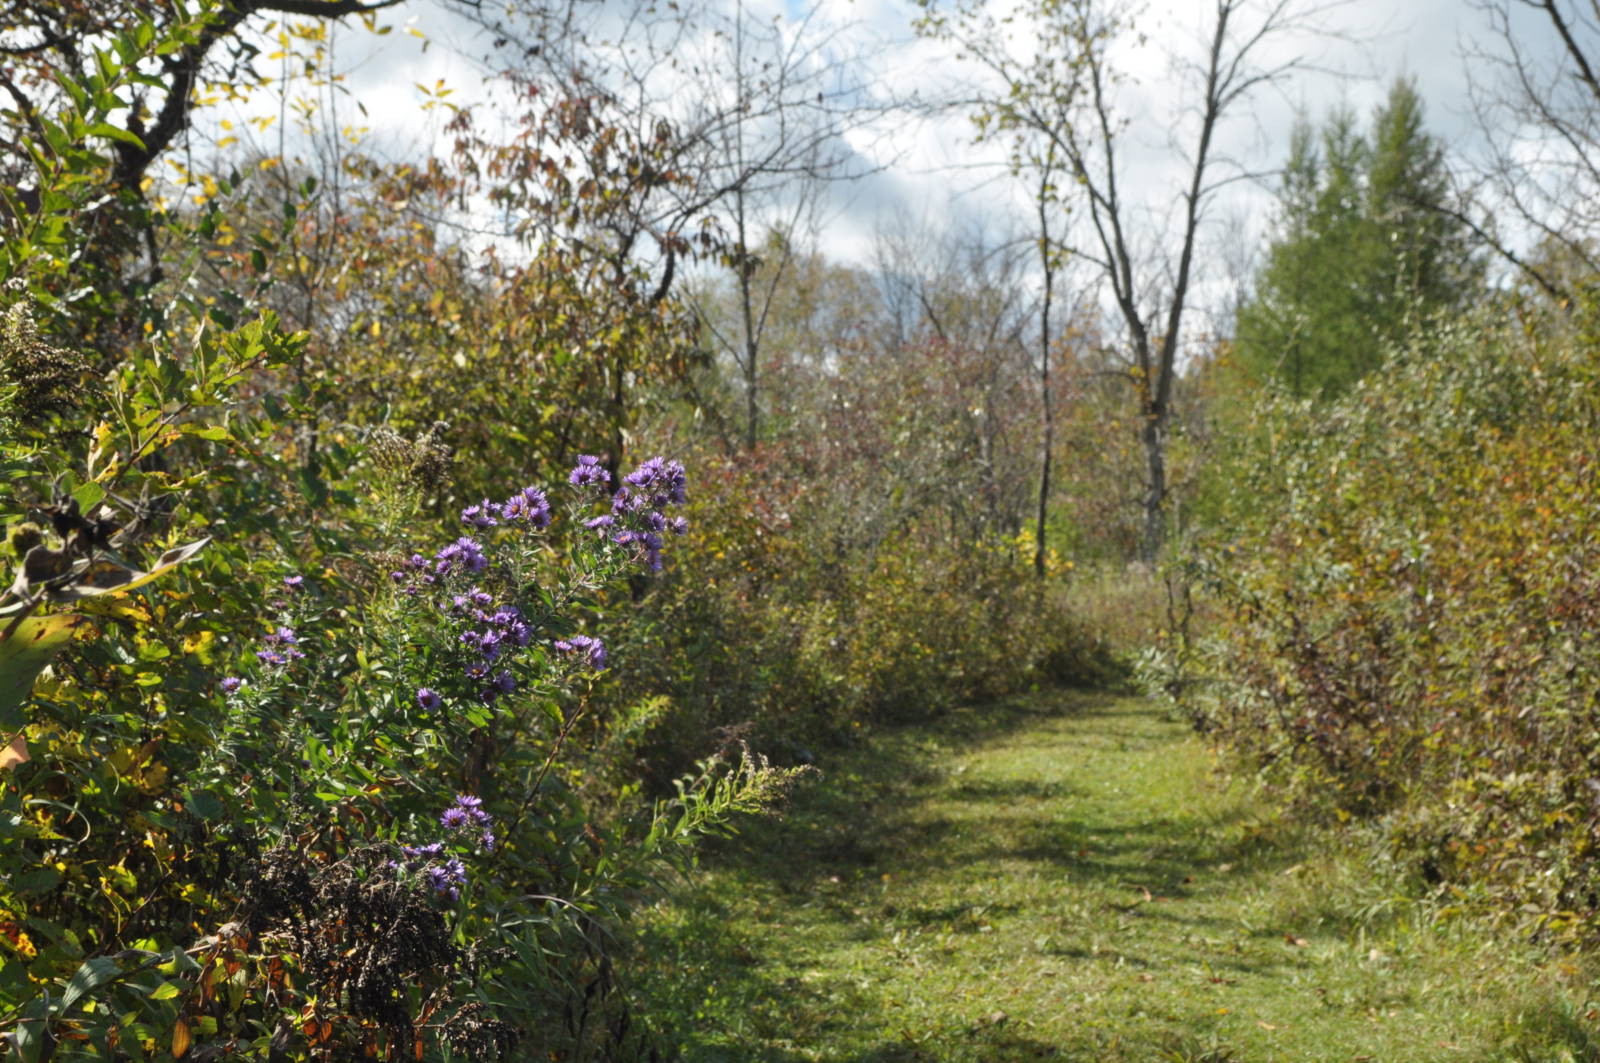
[1178,300,1600,939]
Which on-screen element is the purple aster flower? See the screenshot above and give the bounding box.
[624,456,665,489]
[256,648,287,666]
[221,677,242,695]
[283,575,305,593]
[424,857,467,900]
[416,688,442,711]
[569,454,610,487]
[401,841,446,862]
[433,537,487,577]
[553,634,608,671]
[611,488,644,516]
[502,486,553,529]
[670,516,689,536]
[440,806,471,830]
[447,794,492,828]
[490,670,517,696]
[480,829,496,852]
[461,500,500,530]
[584,514,615,532]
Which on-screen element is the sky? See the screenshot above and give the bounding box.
[206,0,1575,327]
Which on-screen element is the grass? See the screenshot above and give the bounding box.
[632,691,1600,1062]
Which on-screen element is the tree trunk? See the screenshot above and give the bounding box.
[1140,403,1166,563]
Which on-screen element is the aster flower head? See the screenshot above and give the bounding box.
[434,537,488,577]
[416,687,442,711]
[221,677,243,695]
[401,841,446,863]
[424,857,468,901]
[443,794,492,830]
[553,634,608,671]
[501,486,552,529]
[670,515,689,536]
[461,500,500,530]
[283,574,305,593]
[569,454,610,488]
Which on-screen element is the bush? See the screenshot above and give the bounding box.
[1178,299,1600,939]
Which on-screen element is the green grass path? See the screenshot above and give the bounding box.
[638,691,1598,1061]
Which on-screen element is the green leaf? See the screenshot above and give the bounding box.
[87,123,145,149]
[71,482,106,514]
[13,866,62,895]
[0,613,88,730]
[149,980,180,1001]
[59,956,123,1012]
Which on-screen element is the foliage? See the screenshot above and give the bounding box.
[1232,79,1483,399]
[1178,294,1600,941]
[607,330,1115,774]
[0,18,798,1062]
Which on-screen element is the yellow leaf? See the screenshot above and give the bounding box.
[172,1019,191,1058]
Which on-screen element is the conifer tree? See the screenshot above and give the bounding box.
[1235,79,1481,398]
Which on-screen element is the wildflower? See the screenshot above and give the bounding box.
[584,514,615,532]
[401,841,446,862]
[442,794,493,834]
[501,486,552,528]
[461,500,500,530]
[260,625,306,662]
[425,857,468,901]
[434,537,487,577]
[624,456,687,506]
[569,454,610,487]
[670,516,689,536]
[221,677,243,695]
[553,634,608,671]
[416,688,442,711]
[283,574,305,593]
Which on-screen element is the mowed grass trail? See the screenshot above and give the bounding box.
[637,692,1600,1062]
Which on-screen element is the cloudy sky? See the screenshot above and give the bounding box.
[210,0,1576,322]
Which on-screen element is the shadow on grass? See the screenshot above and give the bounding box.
[633,689,1315,1061]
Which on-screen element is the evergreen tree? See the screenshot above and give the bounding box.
[1235,79,1481,398]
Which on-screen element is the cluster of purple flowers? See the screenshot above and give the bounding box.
[395,841,469,902]
[552,634,608,671]
[461,487,552,532]
[582,457,689,572]
[568,454,610,488]
[255,626,306,667]
[454,593,536,704]
[393,795,496,902]
[440,793,496,851]
[388,460,683,706]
